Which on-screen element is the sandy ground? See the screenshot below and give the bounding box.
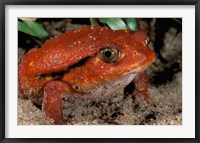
[18,71,182,125]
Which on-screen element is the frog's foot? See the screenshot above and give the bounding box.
[134,71,149,99]
[42,80,73,125]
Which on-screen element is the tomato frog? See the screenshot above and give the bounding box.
[18,26,156,124]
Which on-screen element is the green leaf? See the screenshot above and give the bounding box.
[125,18,138,31]
[99,18,109,23]
[99,18,128,30]
[18,21,35,37]
[168,29,179,50]
[18,20,49,40]
[33,38,44,46]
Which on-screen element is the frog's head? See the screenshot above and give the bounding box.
[97,30,156,74]
[63,27,156,92]
[84,29,156,78]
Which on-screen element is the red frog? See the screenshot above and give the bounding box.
[18,26,156,124]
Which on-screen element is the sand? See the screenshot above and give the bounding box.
[18,71,182,125]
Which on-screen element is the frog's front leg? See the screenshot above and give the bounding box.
[42,80,74,124]
[134,71,149,99]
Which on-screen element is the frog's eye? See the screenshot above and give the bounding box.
[145,36,150,45]
[100,48,120,63]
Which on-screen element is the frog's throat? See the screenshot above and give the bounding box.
[75,71,138,99]
[76,62,151,99]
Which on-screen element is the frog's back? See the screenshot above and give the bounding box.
[19,26,131,76]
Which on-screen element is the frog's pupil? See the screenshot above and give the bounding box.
[104,51,112,58]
